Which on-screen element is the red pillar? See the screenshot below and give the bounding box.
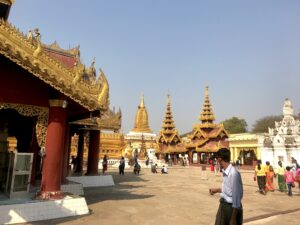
[75,130,84,173]
[39,100,67,200]
[86,130,100,175]
[61,126,71,183]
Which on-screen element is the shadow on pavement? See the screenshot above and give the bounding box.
[84,171,154,205]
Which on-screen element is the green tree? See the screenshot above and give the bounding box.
[222,117,248,134]
[251,115,283,133]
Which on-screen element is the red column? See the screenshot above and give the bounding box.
[61,126,71,183]
[86,130,100,175]
[38,100,67,200]
[75,130,84,173]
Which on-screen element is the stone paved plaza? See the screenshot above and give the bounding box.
[20,166,300,225]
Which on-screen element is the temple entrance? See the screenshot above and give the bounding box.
[0,108,38,196]
[239,149,257,166]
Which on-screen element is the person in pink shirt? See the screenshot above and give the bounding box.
[284,166,295,196]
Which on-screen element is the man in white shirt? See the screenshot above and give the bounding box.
[209,148,243,225]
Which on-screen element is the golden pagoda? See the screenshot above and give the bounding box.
[185,86,229,164]
[157,95,186,164]
[125,94,157,160]
[132,94,152,133]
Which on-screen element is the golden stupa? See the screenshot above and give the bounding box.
[131,94,152,133]
[124,94,157,159]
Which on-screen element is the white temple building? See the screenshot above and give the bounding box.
[259,98,300,166]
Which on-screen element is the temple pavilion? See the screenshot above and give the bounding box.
[185,86,229,164]
[124,94,157,160]
[157,95,186,164]
[0,1,110,200]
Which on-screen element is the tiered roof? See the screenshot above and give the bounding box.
[186,86,229,152]
[157,95,186,153]
[198,86,216,128]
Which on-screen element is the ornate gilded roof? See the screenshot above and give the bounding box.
[198,85,216,128]
[131,94,152,133]
[0,20,109,111]
[70,108,121,131]
[157,95,184,153]
[186,124,229,150]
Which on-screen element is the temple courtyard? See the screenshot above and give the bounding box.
[19,166,299,225]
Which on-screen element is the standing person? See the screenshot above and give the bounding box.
[210,158,215,172]
[284,166,295,196]
[119,156,125,175]
[291,157,300,171]
[102,155,108,174]
[71,155,77,172]
[265,161,271,192]
[254,160,266,195]
[266,165,275,192]
[134,163,141,175]
[209,148,243,225]
[276,161,287,192]
[235,157,241,170]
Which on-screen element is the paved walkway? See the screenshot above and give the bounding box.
[20,166,300,225]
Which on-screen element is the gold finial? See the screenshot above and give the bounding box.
[167,93,170,105]
[139,93,145,108]
[205,85,209,97]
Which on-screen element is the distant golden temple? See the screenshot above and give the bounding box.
[124,94,157,160]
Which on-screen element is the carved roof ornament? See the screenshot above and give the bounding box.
[97,69,109,110]
[131,94,152,133]
[33,28,42,57]
[0,20,109,111]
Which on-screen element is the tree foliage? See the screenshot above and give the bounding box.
[251,115,283,133]
[222,117,248,134]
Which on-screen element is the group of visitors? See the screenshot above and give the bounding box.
[254,157,300,196]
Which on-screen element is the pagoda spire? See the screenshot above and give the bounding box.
[198,85,216,128]
[159,94,180,144]
[140,93,145,108]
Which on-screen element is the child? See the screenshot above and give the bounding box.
[284,166,295,196]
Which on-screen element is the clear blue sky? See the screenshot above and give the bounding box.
[9,1,300,134]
